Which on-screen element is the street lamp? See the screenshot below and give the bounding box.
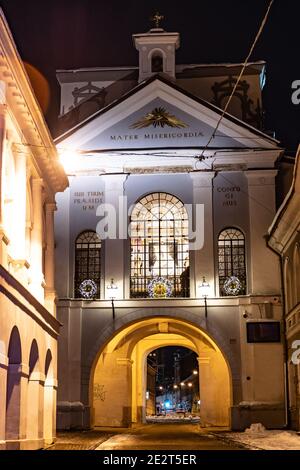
[199,276,210,318]
[107,278,118,320]
[192,370,198,375]
[187,382,193,412]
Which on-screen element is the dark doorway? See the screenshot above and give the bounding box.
[151,54,163,73]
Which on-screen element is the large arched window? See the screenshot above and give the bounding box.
[218,228,246,296]
[130,193,189,298]
[74,231,101,298]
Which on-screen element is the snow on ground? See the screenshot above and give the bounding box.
[221,424,300,450]
[146,414,200,423]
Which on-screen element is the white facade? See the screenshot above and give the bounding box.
[268,145,300,431]
[0,10,68,449]
[54,26,286,431]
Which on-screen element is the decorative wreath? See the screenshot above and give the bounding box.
[148,277,173,298]
[223,276,242,296]
[79,279,97,299]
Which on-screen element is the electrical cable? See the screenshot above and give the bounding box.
[197,0,275,160]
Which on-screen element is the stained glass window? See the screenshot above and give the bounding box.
[74,231,101,298]
[218,228,246,296]
[130,193,190,298]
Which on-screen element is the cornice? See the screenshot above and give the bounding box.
[0,265,61,337]
[0,9,68,194]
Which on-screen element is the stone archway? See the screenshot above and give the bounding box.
[6,326,22,441]
[91,317,232,429]
[131,333,198,424]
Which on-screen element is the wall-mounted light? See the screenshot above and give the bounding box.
[106,278,118,320]
[58,147,83,174]
[199,276,210,318]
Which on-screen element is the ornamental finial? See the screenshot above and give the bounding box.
[150,11,164,29]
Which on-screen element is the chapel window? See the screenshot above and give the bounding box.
[218,228,246,296]
[130,193,189,298]
[74,231,101,299]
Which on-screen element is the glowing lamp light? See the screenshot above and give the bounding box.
[58,147,82,174]
[193,370,198,375]
[199,276,210,298]
[106,278,118,300]
[159,386,163,391]
[164,401,171,409]
[180,382,185,387]
[199,276,210,318]
[173,385,178,389]
[188,382,193,388]
[106,278,118,320]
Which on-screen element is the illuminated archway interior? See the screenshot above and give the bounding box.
[91,317,232,428]
[144,344,200,418]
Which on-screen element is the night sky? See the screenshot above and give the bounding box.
[149,347,198,383]
[1,0,299,152]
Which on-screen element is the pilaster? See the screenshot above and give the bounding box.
[13,149,27,260]
[104,175,127,299]
[45,202,57,315]
[26,372,45,441]
[30,178,44,302]
[43,378,57,444]
[190,172,215,297]
[0,103,8,266]
[245,170,280,294]
[0,353,8,443]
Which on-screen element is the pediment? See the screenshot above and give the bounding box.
[56,77,279,152]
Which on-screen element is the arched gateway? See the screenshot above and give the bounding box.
[90,317,232,428]
[55,18,285,435]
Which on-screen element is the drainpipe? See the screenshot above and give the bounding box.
[265,236,290,429]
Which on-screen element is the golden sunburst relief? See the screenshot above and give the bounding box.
[130,107,188,129]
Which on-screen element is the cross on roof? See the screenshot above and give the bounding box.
[151,11,164,29]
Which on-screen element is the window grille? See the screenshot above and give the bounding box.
[74,231,101,298]
[218,228,246,296]
[130,193,189,298]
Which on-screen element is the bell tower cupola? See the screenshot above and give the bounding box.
[133,12,180,83]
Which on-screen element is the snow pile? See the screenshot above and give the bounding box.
[222,427,300,450]
[245,423,267,435]
[146,414,200,423]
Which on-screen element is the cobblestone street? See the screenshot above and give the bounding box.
[46,430,114,450]
[46,424,246,451]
